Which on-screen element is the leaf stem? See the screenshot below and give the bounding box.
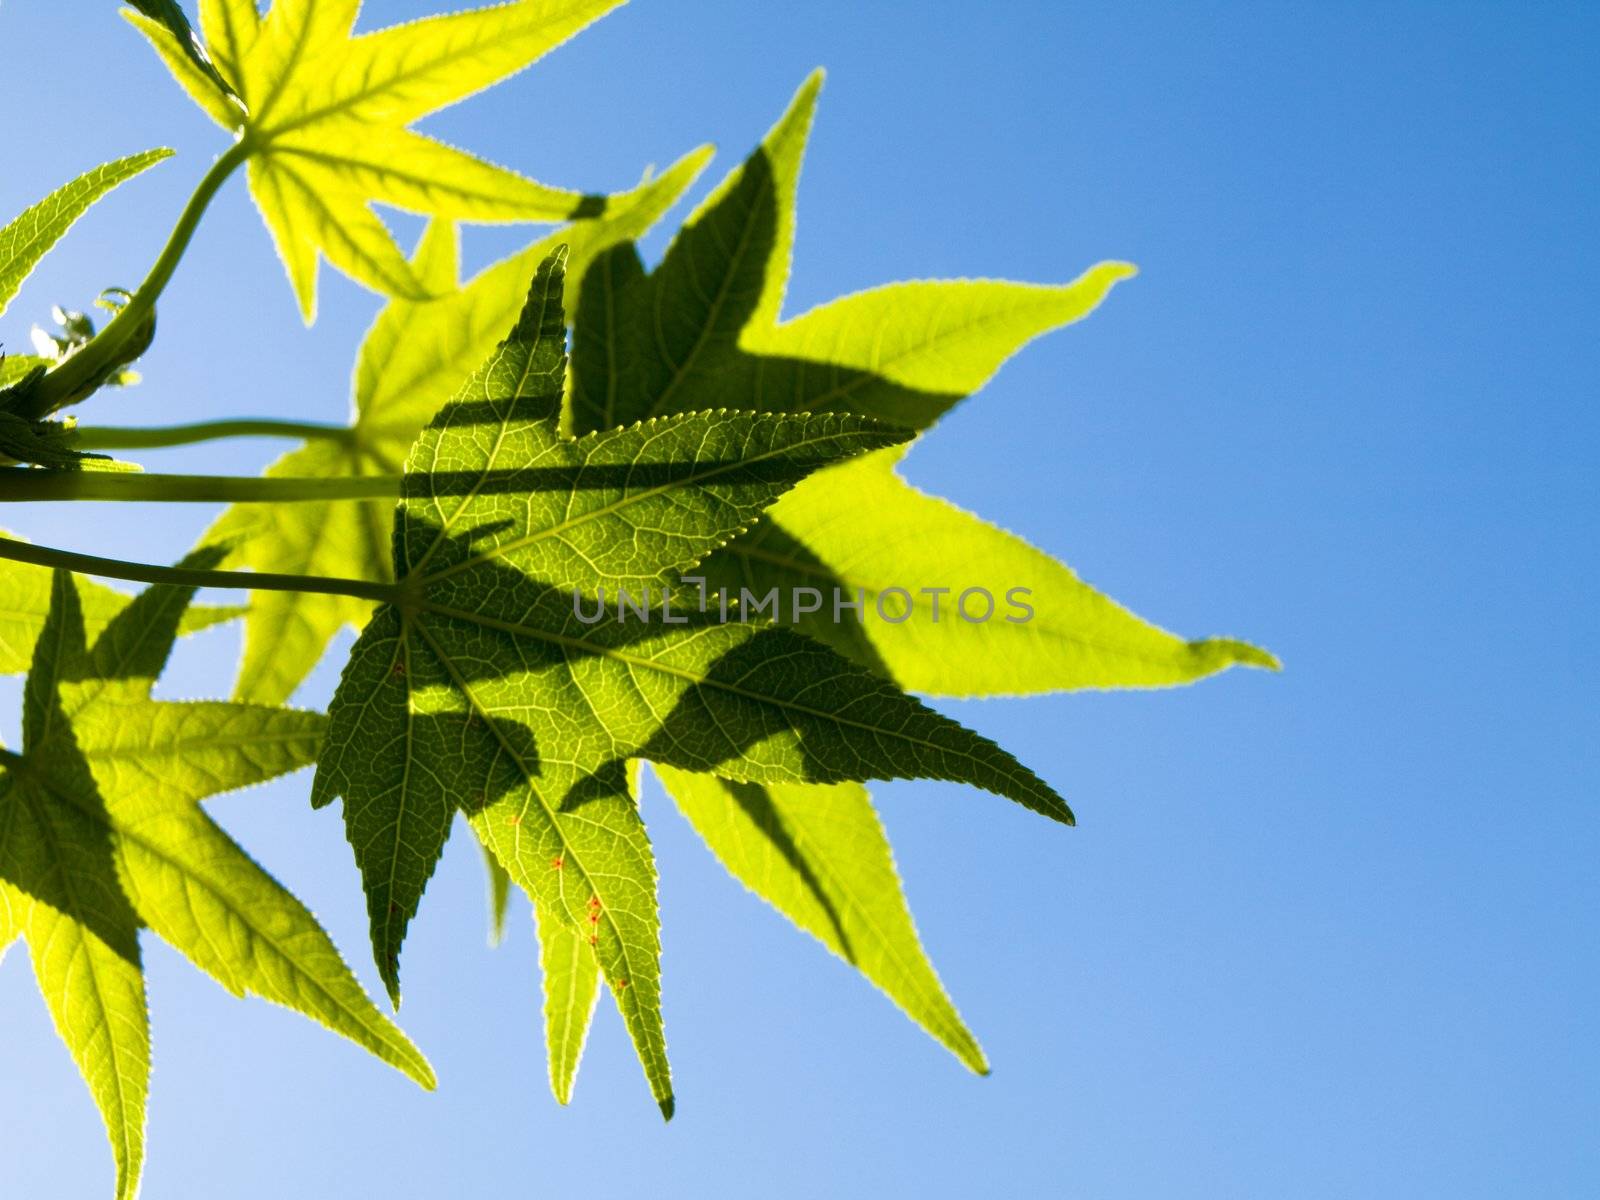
[0,535,399,603]
[75,418,355,450]
[23,140,253,418]
[0,467,398,503]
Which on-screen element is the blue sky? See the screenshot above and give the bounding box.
[1,2,1595,1196]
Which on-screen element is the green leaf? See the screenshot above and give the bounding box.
[137,0,633,320]
[657,766,987,1072]
[568,71,1132,436]
[698,447,1280,696]
[0,541,240,675]
[564,73,1272,696]
[0,565,432,1199]
[208,147,711,705]
[314,249,1063,1115]
[0,150,172,322]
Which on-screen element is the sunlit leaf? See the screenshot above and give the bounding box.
[132,0,635,319]
[0,564,431,1199]
[313,250,1066,1116]
[567,72,1131,436]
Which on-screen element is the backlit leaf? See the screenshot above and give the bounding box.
[0,543,240,675]
[0,565,432,1199]
[313,250,1067,1117]
[536,902,600,1104]
[133,0,635,320]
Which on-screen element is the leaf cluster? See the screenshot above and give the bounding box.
[0,3,1276,1195]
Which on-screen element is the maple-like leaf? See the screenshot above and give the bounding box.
[128,0,633,319]
[536,900,601,1104]
[557,75,1274,691]
[546,73,1274,1076]
[559,72,1274,695]
[312,249,1069,1117]
[123,1,239,110]
[207,147,710,705]
[0,564,433,1200]
[0,355,50,390]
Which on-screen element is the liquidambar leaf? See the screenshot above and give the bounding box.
[566,72,1273,695]
[0,354,50,390]
[313,249,1068,1116]
[208,146,710,705]
[0,150,172,322]
[130,0,633,319]
[558,73,1269,1074]
[0,565,432,1200]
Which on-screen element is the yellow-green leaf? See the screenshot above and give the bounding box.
[313,251,1062,1117]
[136,0,633,319]
[121,7,242,129]
[480,833,513,947]
[0,566,432,1199]
[0,149,172,322]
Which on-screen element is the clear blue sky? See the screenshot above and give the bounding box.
[2,2,1595,1196]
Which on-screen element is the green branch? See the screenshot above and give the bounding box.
[75,418,355,450]
[0,467,398,503]
[23,141,253,418]
[0,535,399,603]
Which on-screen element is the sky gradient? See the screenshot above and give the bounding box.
[1,2,1595,1196]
